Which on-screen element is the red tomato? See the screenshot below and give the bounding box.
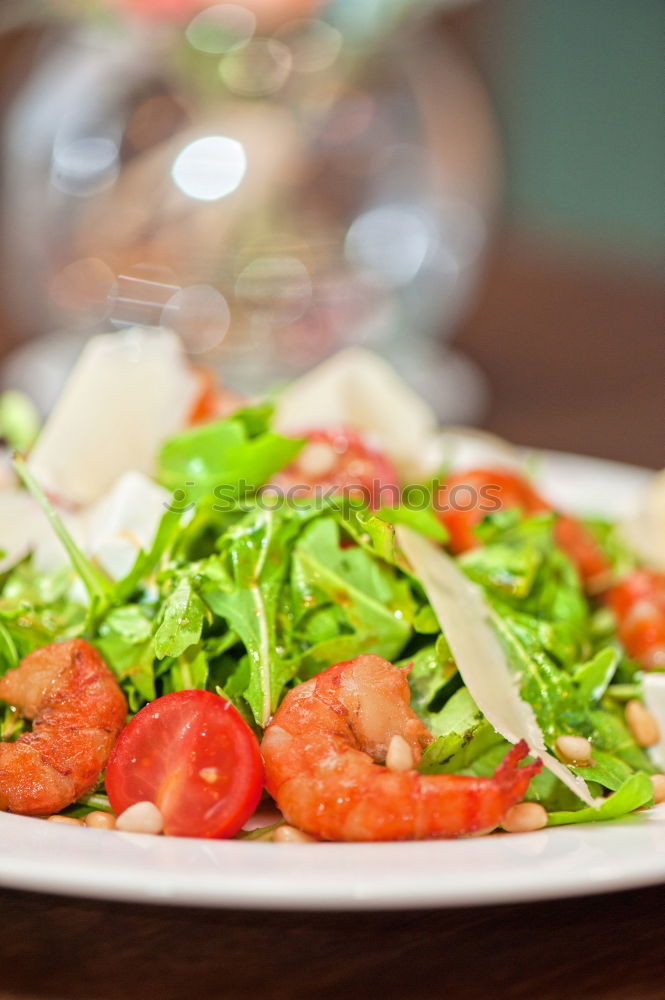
[272,427,400,510]
[606,569,665,670]
[115,0,322,26]
[187,367,245,426]
[188,368,220,425]
[435,467,548,554]
[106,690,264,838]
[553,515,613,592]
[113,0,208,22]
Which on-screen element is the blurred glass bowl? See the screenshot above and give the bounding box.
[1,4,499,419]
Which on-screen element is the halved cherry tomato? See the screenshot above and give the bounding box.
[106,690,264,838]
[187,367,245,425]
[435,467,548,554]
[606,569,665,670]
[188,368,220,425]
[272,427,400,510]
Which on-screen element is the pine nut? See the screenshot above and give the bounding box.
[115,801,163,835]
[650,774,665,805]
[47,815,84,827]
[84,810,116,830]
[644,646,665,670]
[502,802,548,833]
[386,734,414,773]
[272,825,317,844]
[554,735,593,766]
[625,700,660,747]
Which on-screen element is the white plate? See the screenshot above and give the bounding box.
[0,451,659,910]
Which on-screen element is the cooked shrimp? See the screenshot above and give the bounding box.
[607,569,665,670]
[0,639,127,816]
[261,655,541,842]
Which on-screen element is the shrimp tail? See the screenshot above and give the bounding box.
[492,740,543,811]
[493,739,542,793]
[414,740,542,841]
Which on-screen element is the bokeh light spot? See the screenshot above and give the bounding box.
[50,257,115,323]
[277,19,342,73]
[235,255,312,323]
[51,137,119,196]
[161,284,231,354]
[345,205,434,286]
[172,136,247,201]
[219,39,292,97]
[186,4,256,54]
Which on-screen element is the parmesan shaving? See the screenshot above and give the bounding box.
[274,348,438,480]
[396,525,599,807]
[642,673,665,771]
[0,489,59,573]
[28,328,198,507]
[620,469,665,572]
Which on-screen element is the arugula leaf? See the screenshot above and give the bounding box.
[569,750,635,792]
[65,792,114,818]
[112,507,183,603]
[419,687,504,770]
[587,706,655,773]
[290,518,413,672]
[2,562,75,607]
[0,562,86,661]
[157,408,304,499]
[0,391,40,451]
[1,703,27,742]
[202,508,299,726]
[488,603,590,743]
[374,503,447,544]
[161,647,209,695]
[573,648,619,703]
[412,604,440,635]
[456,515,598,744]
[461,536,543,599]
[404,637,457,719]
[340,506,412,570]
[0,621,19,675]
[213,656,251,719]
[197,500,422,724]
[102,605,153,644]
[546,772,653,826]
[154,577,206,659]
[95,607,157,710]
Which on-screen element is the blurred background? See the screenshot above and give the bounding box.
[0,0,662,466]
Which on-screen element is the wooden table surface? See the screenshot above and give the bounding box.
[0,236,663,1000]
[1,882,665,1000]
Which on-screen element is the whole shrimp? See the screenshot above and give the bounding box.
[261,655,541,842]
[0,639,127,815]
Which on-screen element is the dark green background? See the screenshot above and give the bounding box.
[474,0,664,267]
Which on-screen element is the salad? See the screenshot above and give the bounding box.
[0,328,664,842]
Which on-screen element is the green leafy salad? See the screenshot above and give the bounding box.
[0,414,657,826]
[0,333,663,837]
